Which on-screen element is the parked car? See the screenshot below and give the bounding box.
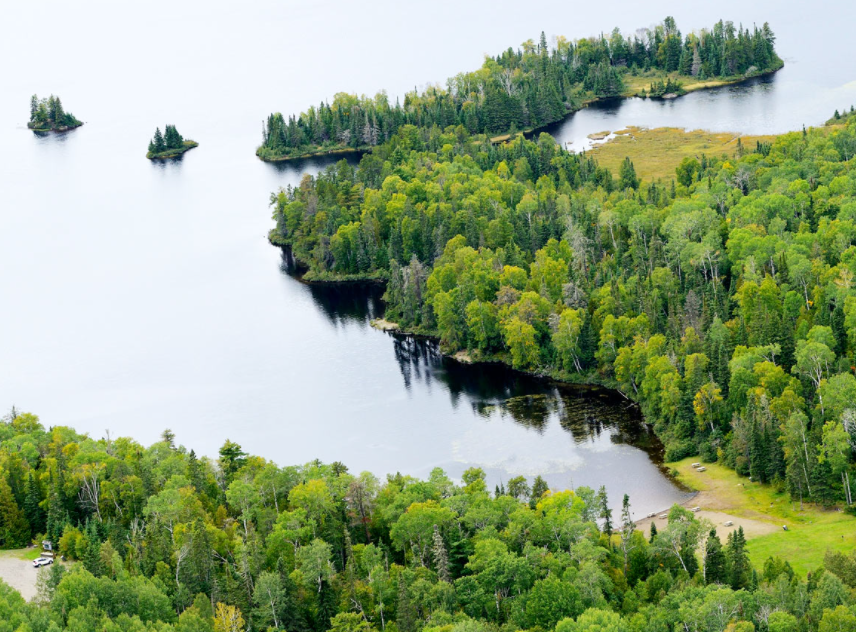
[32,557,53,568]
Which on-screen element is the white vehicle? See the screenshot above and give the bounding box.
[32,557,53,568]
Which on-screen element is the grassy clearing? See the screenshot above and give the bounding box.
[672,458,856,575]
[588,126,777,181]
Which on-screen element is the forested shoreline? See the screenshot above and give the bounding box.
[269,107,856,516]
[0,409,854,631]
[257,17,781,161]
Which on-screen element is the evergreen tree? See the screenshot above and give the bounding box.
[432,524,450,582]
[152,127,166,153]
[704,529,728,584]
[598,486,613,537]
[726,527,750,590]
[24,473,44,536]
[619,157,639,189]
[530,475,548,509]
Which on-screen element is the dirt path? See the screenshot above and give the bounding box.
[634,489,781,540]
[0,550,43,601]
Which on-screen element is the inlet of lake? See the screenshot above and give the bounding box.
[2,0,855,517]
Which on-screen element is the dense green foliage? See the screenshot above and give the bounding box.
[271,112,856,508]
[147,125,196,159]
[0,409,854,631]
[28,95,82,132]
[257,18,780,160]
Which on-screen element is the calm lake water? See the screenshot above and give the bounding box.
[2,0,854,516]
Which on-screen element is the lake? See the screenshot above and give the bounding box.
[1,0,854,517]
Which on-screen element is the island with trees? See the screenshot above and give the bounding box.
[28,95,82,132]
[147,124,198,159]
[257,17,782,161]
[0,407,852,631]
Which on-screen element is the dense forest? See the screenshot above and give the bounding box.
[28,95,82,132]
[269,111,856,511]
[0,409,854,631]
[147,125,197,159]
[257,17,781,160]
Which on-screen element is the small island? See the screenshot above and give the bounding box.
[146,124,198,159]
[28,94,82,132]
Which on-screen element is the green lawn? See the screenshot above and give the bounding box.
[671,458,856,576]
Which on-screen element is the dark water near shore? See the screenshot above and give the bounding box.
[2,0,854,516]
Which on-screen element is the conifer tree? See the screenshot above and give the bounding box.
[530,475,548,509]
[726,527,750,589]
[432,524,450,582]
[0,476,29,547]
[152,127,165,153]
[704,529,728,584]
[24,472,44,536]
[598,486,613,537]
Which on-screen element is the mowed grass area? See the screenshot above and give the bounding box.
[588,126,777,181]
[672,458,856,576]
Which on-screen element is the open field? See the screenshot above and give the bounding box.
[663,459,856,575]
[588,126,777,180]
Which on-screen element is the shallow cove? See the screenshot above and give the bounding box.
[3,0,855,519]
[280,252,692,516]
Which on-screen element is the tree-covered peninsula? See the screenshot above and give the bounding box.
[0,408,853,631]
[270,111,856,512]
[147,124,198,159]
[28,94,82,132]
[257,17,781,161]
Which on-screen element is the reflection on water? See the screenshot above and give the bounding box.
[280,248,384,326]
[391,333,664,458]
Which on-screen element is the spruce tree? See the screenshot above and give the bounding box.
[598,485,613,537]
[704,529,727,584]
[530,475,548,509]
[24,473,44,536]
[432,524,450,582]
[619,157,639,190]
[152,127,165,153]
[726,527,750,590]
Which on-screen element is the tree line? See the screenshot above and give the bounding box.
[257,17,780,160]
[270,110,856,509]
[0,409,854,631]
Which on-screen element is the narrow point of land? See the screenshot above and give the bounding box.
[369,318,400,332]
[146,140,198,160]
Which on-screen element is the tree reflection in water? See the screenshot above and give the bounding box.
[391,333,664,463]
